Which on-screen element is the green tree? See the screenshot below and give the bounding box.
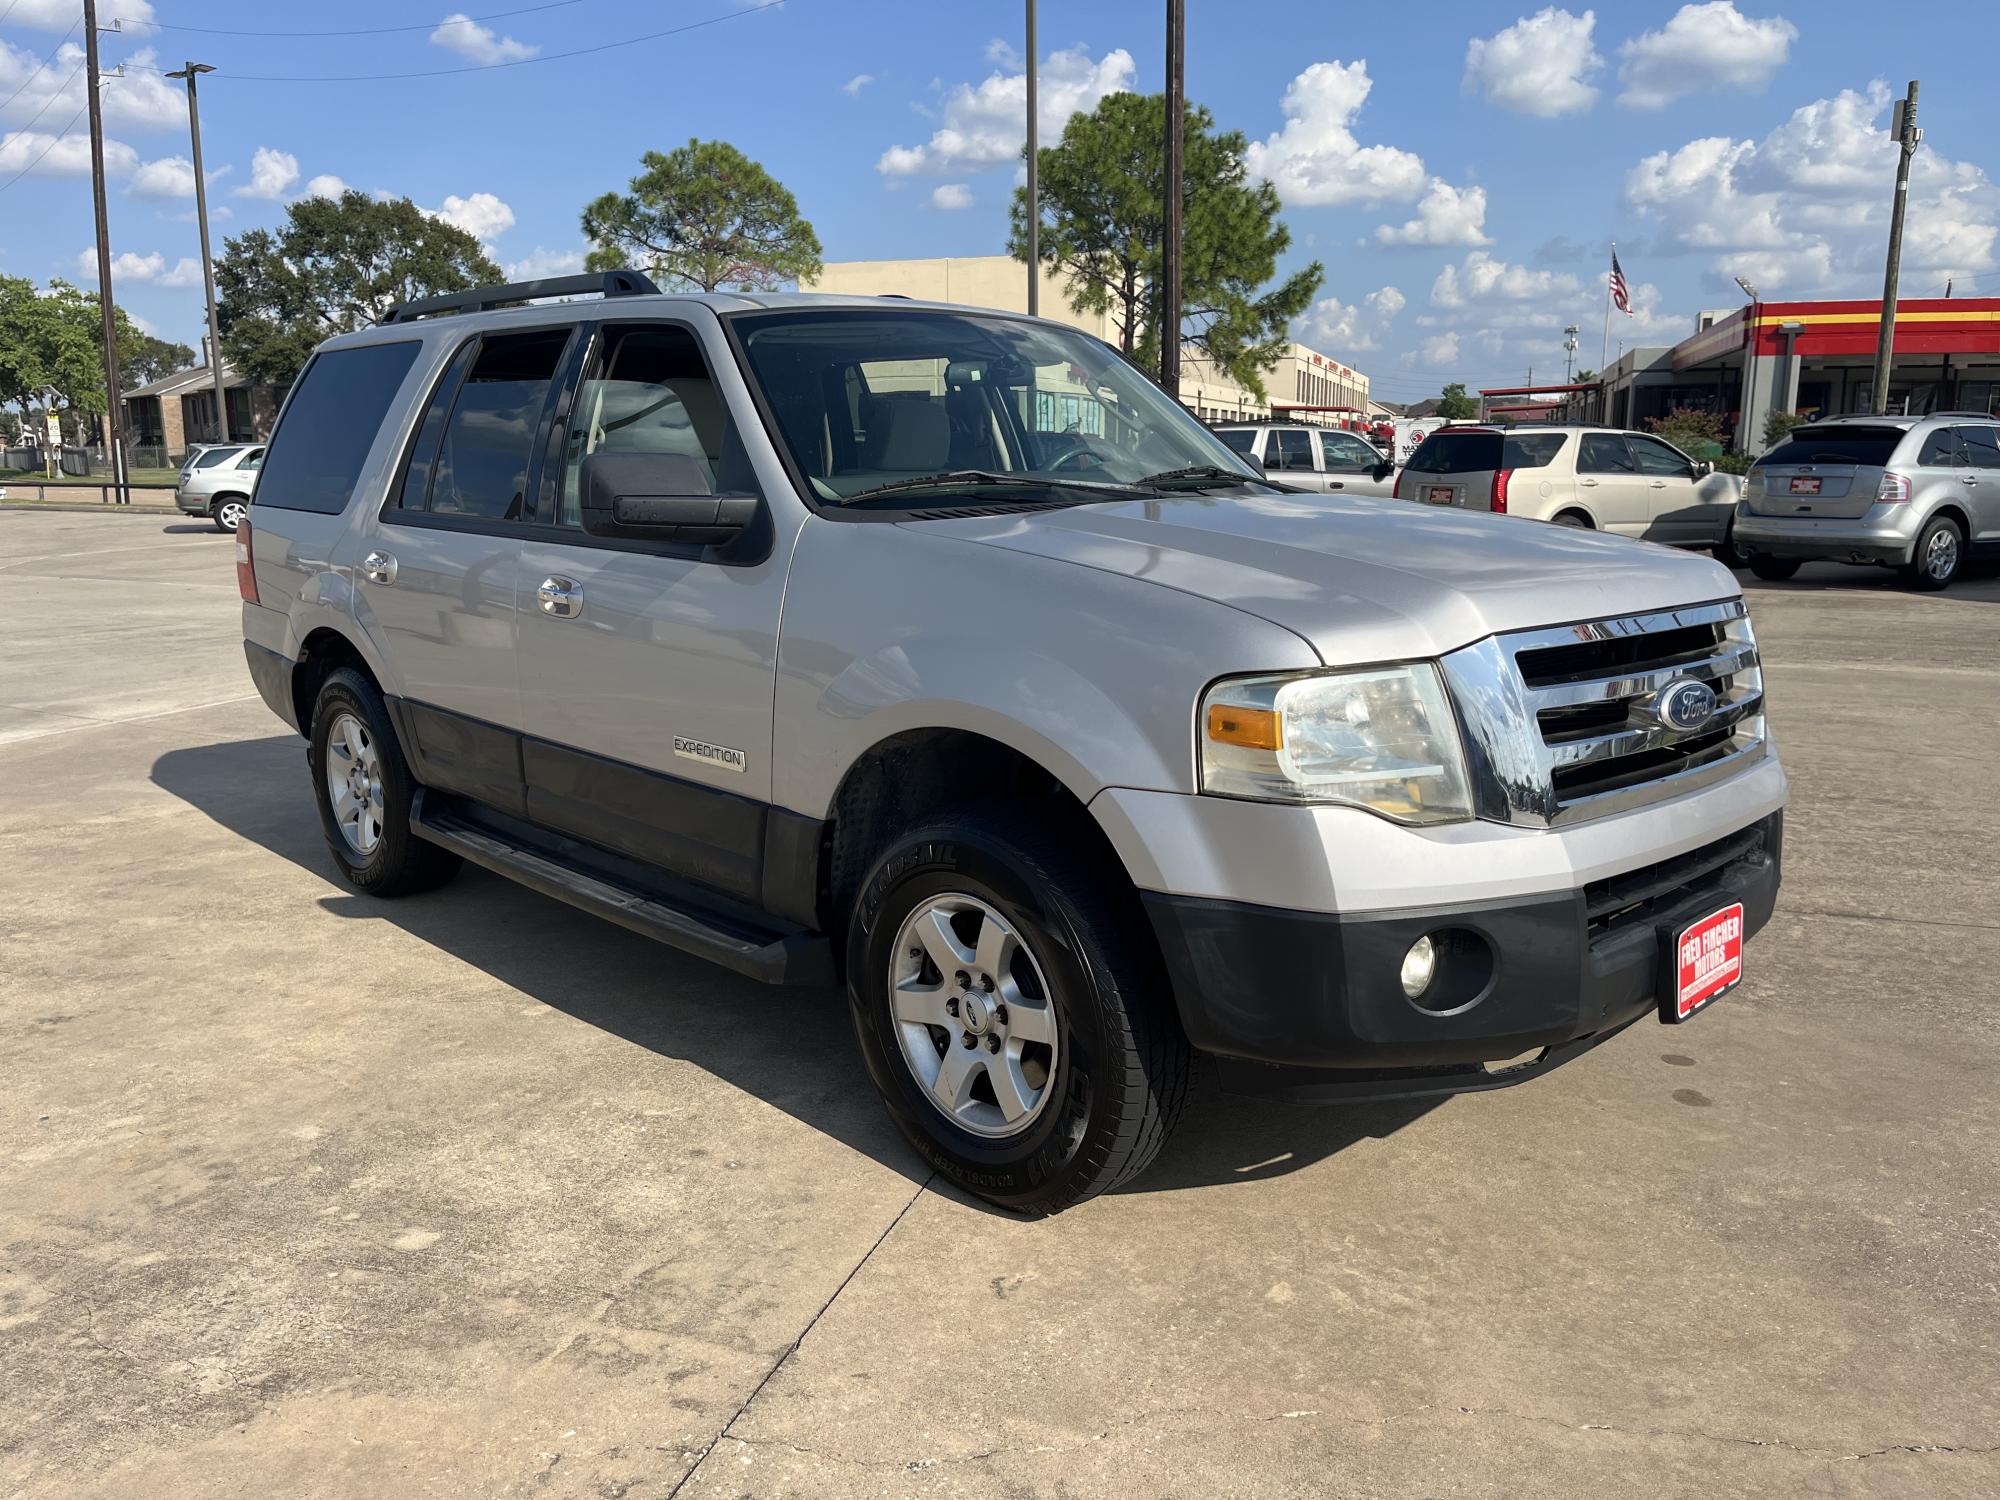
[216,190,502,387]
[1763,408,1805,447]
[1648,406,1727,454]
[1009,92,1322,396]
[123,332,197,386]
[581,139,823,293]
[1572,368,1598,385]
[2,275,195,418]
[1435,383,1478,419]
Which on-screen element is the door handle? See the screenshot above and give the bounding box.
[1963,474,1979,485]
[1649,479,1667,488]
[1327,480,1344,489]
[361,550,397,585]
[1579,478,1600,487]
[537,575,583,618]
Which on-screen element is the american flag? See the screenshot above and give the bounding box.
[1609,249,1633,316]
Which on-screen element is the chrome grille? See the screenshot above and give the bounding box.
[1440,599,1768,827]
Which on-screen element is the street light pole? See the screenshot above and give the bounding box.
[1160,0,1184,401]
[1870,80,1920,417]
[82,0,129,504]
[166,62,227,444]
[1024,0,1037,317]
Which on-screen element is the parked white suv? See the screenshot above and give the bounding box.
[237,273,1785,1212]
[1214,423,1398,497]
[175,443,265,532]
[1401,425,1745,560]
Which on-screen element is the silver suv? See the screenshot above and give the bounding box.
[1736,413,1998,589]
[175,443,265,532]
[237,273,1787,1212]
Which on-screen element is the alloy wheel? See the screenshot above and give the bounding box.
[324,711,385,856]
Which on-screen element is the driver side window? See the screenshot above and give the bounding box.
[1630,435,1693,477]
[560,325,725,527]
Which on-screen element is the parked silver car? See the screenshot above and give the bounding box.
[1735,413,1998,589]
[175,443,265,531]
[238,273,1785,1212]
[1214,422,1399,497]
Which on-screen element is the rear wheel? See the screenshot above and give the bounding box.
[1904,515,1963,591]
[1551,510,1591,529]
[845,812,1190,1213]
[212,495,249,533]
[1748,555,1802,581]
[307,667,460,896]
[1714,524,1751,570]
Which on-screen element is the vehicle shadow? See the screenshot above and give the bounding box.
[160,522,219,535]
[151,734,1439,1205]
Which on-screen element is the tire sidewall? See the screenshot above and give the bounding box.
[846,824,1119,1208]
[212,497,247,533]
[1911,516,1962,589]
[307,671,413,888]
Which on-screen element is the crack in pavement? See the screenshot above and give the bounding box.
[665,1172,935,1498]
[1784,906,2000,933]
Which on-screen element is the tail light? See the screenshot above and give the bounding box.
[1490,468,1513,513]
[1391,467,1403,500]
[1876,471,1911,503]
[235,516,259,603]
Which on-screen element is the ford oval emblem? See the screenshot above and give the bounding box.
[1653,678,1719,732]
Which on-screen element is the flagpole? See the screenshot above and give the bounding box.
[1601,240,1613,375]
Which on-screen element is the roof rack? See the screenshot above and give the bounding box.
[379,269,660,326]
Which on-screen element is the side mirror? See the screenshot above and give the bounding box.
[1372,461,1394,482]
[1244,451,1266,470]
[581,452,756,544]
[1694,460,1714,478]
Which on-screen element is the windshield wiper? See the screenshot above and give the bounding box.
[840,470,1148,505]
[1135,464,1264,490]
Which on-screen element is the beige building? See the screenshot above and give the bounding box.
[801,256,1370,427]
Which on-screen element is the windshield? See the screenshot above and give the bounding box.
[1758,426,1905,467]
[730,309,1265,503]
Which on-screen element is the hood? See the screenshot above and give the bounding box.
[908,490,1740,665]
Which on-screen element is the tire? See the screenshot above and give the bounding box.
[1748,555,1802,582]
[1904,515,1964,592]
[1550,510,1591,529]
[307,667,461,897]
[1713,525,1751,570]
[211,495,249,533]
[845,812,1191,1214]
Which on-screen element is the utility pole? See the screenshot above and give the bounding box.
[1870,80,1921,417]
[82,0,129,504]
[1160,0,1184,400]
[1024,1,1038,317]
[166,63,227,444]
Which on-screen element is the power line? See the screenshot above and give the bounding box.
[122,0,589,40]
[0,13,81,113]
[0,61,84,138]
[120,0,785,81]
[0,99,88,198]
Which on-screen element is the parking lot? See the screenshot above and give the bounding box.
[1,507,1995,1498]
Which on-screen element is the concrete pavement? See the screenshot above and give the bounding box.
[2,510,1995,1498]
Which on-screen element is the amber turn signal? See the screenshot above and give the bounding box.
[1205,703,1282,751]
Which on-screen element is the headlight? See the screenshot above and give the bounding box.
[1200,663,1472,824]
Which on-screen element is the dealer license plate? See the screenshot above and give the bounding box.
[1665,902,1744,1022]
[1425,486,1456,505]
[1788,476,1822,495]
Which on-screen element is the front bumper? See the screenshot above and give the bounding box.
[1144,812,1782,1099]
[1734,503,1918,565]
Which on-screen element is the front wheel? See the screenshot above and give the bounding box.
[1748,555,1802,581]
[1904,515,1963,591]
[212,496,249,533]
[845,813,1190,1213]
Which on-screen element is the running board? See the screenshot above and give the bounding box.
[411,792,833,987]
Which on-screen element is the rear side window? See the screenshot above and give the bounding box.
[1502,433,1567,468]
[252,341,421,514]
[1761,426,1905,467]
[1271,428,1315,471]
[1917,428,1965,467]
[1407,431,1502,473]
[1215,429,1256,455]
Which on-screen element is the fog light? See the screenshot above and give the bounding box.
[1400,934,1438,998]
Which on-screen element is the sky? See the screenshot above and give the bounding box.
[2,0,1996,407]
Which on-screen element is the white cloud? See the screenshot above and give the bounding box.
[1617,2,1797,110]
[430,12,539,66]
[1624,82,1998,293]
[74,246,202,288]
[1463,8,1603,117]
[10,0,153,28]
[1,42,183,133]
[1431,251,1578,308]
[504,246,586,280]
[1376,180,1491,246]
[232,146,298,199]
[984,37,1023,70]
[929,182,973,211]
[877,44,1134,177]
[1415,332,1461,366]
[426,190,516,243]
[1299,284,1406,352]
[128,154,196,198]
[0,129,135,179]
[1244,60,1427,207]
[842,73,875,97]
[302,174,351,199]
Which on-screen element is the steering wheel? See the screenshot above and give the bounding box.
[1049,445,1107,473]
